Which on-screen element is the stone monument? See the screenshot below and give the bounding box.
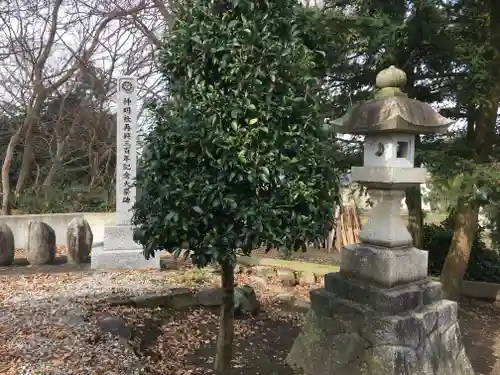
[287,66,474,375]
[91,76,160,269]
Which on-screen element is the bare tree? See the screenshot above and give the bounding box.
[0,0,159,214]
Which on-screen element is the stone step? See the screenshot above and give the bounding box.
[323,272,442,315]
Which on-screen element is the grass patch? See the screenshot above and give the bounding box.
[237,255,339,274]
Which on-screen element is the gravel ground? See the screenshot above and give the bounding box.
[0,268,211,375]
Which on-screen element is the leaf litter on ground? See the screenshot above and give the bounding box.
[2,251,500,375]
[0,251,317,375]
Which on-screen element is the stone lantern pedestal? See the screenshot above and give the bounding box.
[287,66,474,375]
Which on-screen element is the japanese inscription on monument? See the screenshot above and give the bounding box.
[116,77,137,226]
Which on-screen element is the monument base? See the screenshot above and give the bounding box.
[340,244,428,288]
[91,225,160,270]
[287,274,474,375]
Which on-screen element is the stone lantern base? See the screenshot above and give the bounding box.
[287,246,475,375]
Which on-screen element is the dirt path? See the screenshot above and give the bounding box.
[460,297,500,375]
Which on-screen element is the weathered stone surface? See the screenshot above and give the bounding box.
[288,310,369,375]
[364,345,420,374]
[340,244,428,287]
[107,288,198,309]
[91,246,161,269]
[299,271,317,285]
[310,288,372,320]
[277,269,297,286]
[133,288,197,309]
[67,217,93,264]
[276,292,296,304]
[235,264,247,273]
[255,266,275,278]
[196,285,260,314]
[423,280,443,304]
[63,308,89,327]
[324,272,442,314]
[234,284,260,315]
[26,221,56,265]
[93,224,160,269]
[287,288,474,375]
[196,287,223,306]
[249,275,268,289]
[361,300,457,349]
[0,223,14,266]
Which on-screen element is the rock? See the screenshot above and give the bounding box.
[243,265,254,274]
[107,296,135,306]
[66,217,93,264]
[249,275,268,289]
[132,288,198,309]
[197,286,260,315]
[0,223,14,266]
[255,266,276,278]
[277,292,296,305]
[63,307,89,327]
[277,269,297,286]
[196,287,223,306]
[235,264,246,273]
[26,221,56,265]
[234,284,260,316]
[288,289,474,375]
[299,271,317,285]
[295,298,311,309]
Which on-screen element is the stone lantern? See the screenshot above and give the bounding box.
[287,66,474,375]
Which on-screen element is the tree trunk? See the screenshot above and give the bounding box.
[440,199,479,301]
[440,1,500,301]
[1,128,24,215]
[43,139,66,186]
[214,260,235,375]
[16,144,35,195]
[15,95,46,196]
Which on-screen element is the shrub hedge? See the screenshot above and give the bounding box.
[424,218,500,283]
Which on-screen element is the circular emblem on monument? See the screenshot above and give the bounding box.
[121,80,134,93]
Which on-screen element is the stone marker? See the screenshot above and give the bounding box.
[0,223,14,266]
[287,66,474,375]
[67,217,93,264]
[26,221,56,265]
[91,76,159,269]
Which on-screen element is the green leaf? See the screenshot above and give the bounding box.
[131,0,341,269]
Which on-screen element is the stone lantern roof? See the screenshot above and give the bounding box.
[332,66,454,135]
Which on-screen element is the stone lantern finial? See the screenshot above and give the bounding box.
[376,65,407,88]
[375,65,407,98]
